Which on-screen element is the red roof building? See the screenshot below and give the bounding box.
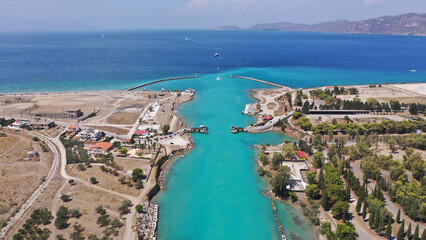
[88,142,113,153]
[134,130,150,135]
[297,151,307,160]
[264,115,273,120]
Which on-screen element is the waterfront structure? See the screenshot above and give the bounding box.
[29,119,55,130]
[35,109,83,119]
[136,201,159,240]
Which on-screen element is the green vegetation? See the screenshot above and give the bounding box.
[54,206,70,230]
[60,134,90,164]
[13,208,52,240]
[135,204,143,213]
[118,200,133,217]
[270,166,291,197]
[90,177,98,184]
[162,124,170,134]
[60,194,71,202]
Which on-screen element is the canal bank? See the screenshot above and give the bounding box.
[149,72,317,240]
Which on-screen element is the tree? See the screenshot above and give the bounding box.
[335,223,357,240]
[331,200,349,220]
[361,199,368,219]
[132,168,144,181]
[54,206,69,230]
[270,166,291,197]
[396,209,401,223]
[355,199,362,214]
[369,210,375,228]
[397,222,405,240]
[282,144,296,160]
[119,148,128,155]
[305,184,320,199]
[312,152,325,169]
[271,153,284,170]
[97,214,110,227]
[414,224,419,240]
[162,124,170,134]
[292,111,302,119]
[68,179,75,185]
[135,204,143,213]
[95,206,106,215]
[388,138,397,153]
[385,222,392,239]
[407,223,412,240]
[321,188,330,211]
[374,208,380,230]
[421,230,426,240]
[344,115,350,123]
[409,103,418,115]
[306,171,317,184]
[90,177,98,184]
[60,195,71,202]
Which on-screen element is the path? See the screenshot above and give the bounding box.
[0,132,60,239]
[352,163,426,230]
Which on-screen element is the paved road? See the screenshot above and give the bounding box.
[352,163,425,230]
[0,132,60,238]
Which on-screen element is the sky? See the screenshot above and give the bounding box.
[0,0,425,30]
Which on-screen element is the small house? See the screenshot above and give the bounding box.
[297,151,307,161]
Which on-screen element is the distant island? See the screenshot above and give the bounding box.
[208,13,426,36]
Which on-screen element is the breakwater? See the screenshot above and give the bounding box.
[126,75,199,91]
[229,75,293,90]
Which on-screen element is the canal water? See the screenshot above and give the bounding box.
[150,71,317,240]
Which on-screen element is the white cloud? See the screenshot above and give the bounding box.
[363,0,385,5]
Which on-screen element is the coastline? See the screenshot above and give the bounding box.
[245,86,320,239]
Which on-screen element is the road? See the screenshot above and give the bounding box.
[246,111,294,133]
[352,163,425,231]
[0,132,60,238]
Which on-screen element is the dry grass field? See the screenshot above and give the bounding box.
[113,157,151,173]
[67,165,140,196]
[51,183,127,239]
[0,129,53,222]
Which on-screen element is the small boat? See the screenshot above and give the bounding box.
[409,69,417,72]
[184,37,190,40]
[216,77,221,81]
[214,53,220,57]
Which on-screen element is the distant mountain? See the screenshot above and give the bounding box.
[208,13,426,36]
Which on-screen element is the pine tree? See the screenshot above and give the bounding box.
[385,222,392,239]
[321,188,330,210]
[413,224,419,240]
[362,200,368,219]
[355,199,362,214]
[374,208,380,230]
[369,210,375,228]
[396,209,401,223]
[397,222,405,240]
[407,223,412,240]
[421,229,426,240]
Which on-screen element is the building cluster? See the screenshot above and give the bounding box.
[6,119,55,130]
[136,201,159,240]
[35,109,83,119]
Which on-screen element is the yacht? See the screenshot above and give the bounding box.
[214,53,220,57]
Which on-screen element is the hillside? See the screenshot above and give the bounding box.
[209,13,426,36]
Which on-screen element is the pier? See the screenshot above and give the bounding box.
[270,201,287,240]
[230,75,293,90]
[126,75,199,91]
[231,126,246,133]
[188,125,208,134]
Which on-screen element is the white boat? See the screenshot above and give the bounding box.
[216,77,221,81]
[214,53,220,57]
[184,37,189,40]
[409,69,417,72]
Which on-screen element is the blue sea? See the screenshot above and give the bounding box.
[1,30,425,240]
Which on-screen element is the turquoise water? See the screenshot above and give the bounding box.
[153,72,317,240]
[2,30,425,239]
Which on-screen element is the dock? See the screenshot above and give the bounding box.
[270,201,287,240]
[188,125,208,134]
[231,126,246,133]
[126,75,199,91]
[230,75,293,90]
